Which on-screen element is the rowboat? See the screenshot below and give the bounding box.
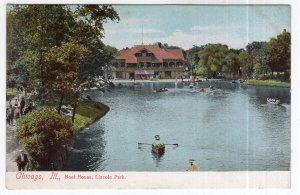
[267,98,281,105]
[156,89,168,92]
[199,88,205,92]
[152,144,165,155]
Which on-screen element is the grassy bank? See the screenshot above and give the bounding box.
[72,100,109,131]
[244,79,290,88]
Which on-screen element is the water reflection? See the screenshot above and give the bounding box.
[63,81,290,171]
[152,153,164,168]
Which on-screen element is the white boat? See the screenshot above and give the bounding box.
[267,98,281,105]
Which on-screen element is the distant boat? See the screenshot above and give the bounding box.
[189,83,194,88]
[156,88,168,92]
[267,98,281,105]
[199,88,205,92]
[152,144,165,155]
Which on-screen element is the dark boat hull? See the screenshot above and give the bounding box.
[156,89,168,92]
[152,144,165,155]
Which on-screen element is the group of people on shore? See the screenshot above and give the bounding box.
[6,87,33,127]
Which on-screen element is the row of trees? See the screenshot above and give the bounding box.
[7,5,119,119]
[185,30,291,81]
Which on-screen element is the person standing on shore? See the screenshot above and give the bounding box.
[14,98,18,106]
[13,103,20,125]
[187,159,199,171]
[15,150,28,171]
[20,97,25,115]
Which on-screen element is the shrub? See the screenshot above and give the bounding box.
[16,107,73,170]
[258,74,269,80]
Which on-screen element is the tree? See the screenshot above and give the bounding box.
[42,42,89,117]
[43,40,117,121]
[196,44,228,78]
[6,9,25,87]
[7,5,120,91]
[75,5,119,39]
[80,40,118,84]
[185,45,204,74]
[266,30,291,79]
[239,41,267,79]
[16,108,73,170]
[252,43,270,80]
[223,52,240,78]
[7,5,78,91]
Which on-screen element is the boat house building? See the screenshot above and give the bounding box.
[112,45,185,80]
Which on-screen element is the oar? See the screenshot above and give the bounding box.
[165,144,179,146]
[138,143,152,145]
[138,143,178,146]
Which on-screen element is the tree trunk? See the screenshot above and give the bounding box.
[57,93,64,114]
[72,92,79,123]
[271,69,274,79]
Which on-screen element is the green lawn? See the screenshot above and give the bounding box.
[72,100,109,132]
[244,79,290,87]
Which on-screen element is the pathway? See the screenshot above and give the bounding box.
[6,91,25,172]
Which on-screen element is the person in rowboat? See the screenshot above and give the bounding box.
[199,87,205,92]
[153,134,163,148]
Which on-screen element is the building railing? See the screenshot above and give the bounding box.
[113,67,184,71]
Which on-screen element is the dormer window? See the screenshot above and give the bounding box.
[141,49,148,57]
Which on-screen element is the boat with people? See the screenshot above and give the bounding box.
[199,87,205,92]
[152,144,165,155]
[209,85,215,90]
[267,98,281,105]
[156,88,168,92]
[189,83,194,88]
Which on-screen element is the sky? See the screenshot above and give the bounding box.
[102,5,291,50]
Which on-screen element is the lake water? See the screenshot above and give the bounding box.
[63,81,291,171]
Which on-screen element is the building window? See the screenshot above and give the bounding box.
[176,62,183,67]
[163,62,168,68]
[169,62,175,68]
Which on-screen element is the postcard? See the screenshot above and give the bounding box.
[4,1,293,190]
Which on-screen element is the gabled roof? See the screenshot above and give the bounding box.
[115,45,185,63]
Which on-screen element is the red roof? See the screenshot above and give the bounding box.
[115,45,185,63]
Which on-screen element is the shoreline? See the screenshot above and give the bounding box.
[112,78,221,83]
[112,78,290,88]
[244,79,290,88]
